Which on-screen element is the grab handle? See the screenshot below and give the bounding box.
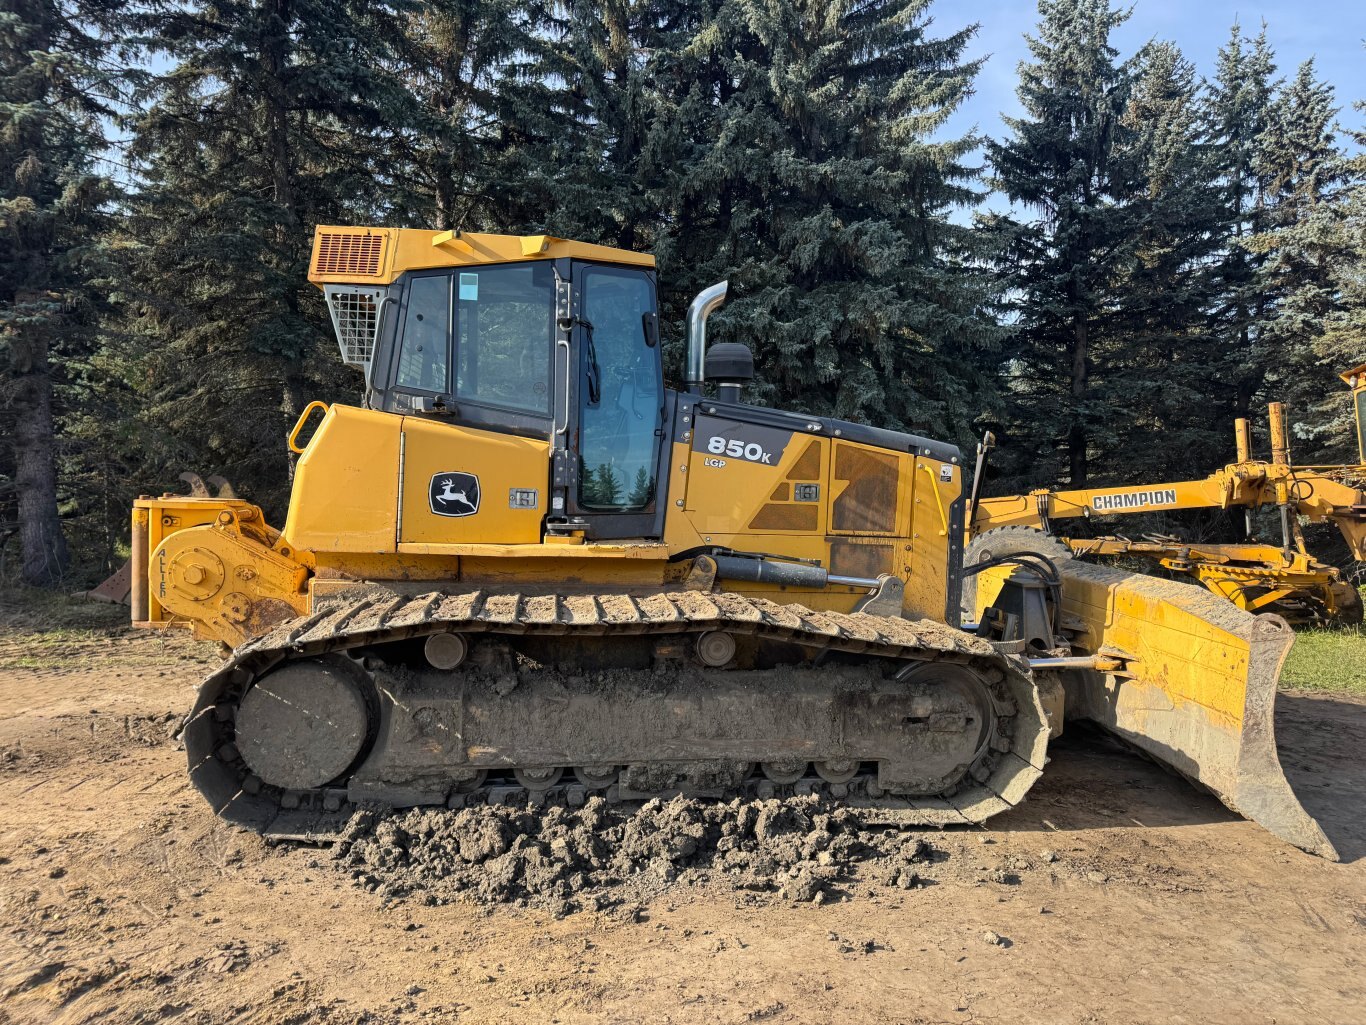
[288,401,330,454]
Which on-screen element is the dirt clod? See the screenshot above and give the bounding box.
[334,793,942,914]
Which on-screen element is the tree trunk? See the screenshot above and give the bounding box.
[435,173,457,231]
[11,325,69,586]
[1070,315,1089,487]
[283,370,307,482]
[264,0,295,229]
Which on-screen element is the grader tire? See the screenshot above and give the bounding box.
[962,525,1073,619]
[1329,581,1364,627]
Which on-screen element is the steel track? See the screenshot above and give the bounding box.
[183,590,1050,840]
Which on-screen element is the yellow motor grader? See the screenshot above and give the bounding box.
[969,377,1366,626]
[127,225,1339,860]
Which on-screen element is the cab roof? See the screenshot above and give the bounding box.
[308,225,654,287]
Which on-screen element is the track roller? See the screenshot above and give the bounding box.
[814,760,859,784]
[514,767,564,791]
[574,765,619,788]
[761,760,808,785]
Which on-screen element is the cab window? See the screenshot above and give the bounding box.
[392,263,554,416]
[395,275,450,392]
[455,263,554,415]
[1356,387,1365,461]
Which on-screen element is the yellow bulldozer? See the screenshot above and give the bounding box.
[969,378,1366,626]
[129,225,1340,860]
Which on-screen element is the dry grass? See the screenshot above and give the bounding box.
[0,585,128,635]
[0,587,213,671]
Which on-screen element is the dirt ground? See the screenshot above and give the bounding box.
[1,624,1363,1025]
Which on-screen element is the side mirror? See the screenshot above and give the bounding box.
[641,312,659,348]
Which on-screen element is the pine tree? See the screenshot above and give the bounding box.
[654,0,1003,444]
[983,0,1148,487]
[117,0,413,513]
[0,0,119,585]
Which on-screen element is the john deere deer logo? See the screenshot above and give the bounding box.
[429,472,480,517]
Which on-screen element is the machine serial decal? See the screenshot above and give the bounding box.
[693,416,793,467]
[429,471,481,517]
[1091,488,1178,512]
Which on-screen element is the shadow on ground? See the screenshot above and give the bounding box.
[982,692,1365,864]
[1275,692,1366,863]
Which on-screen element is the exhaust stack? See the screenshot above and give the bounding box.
[685,281,729,395]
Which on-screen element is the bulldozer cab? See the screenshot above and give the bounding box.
[303,224,970,620]
[314,228,667,539]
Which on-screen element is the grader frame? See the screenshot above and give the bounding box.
[972,373,1366,625]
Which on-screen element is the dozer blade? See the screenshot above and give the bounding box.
[1054,560,1338,860]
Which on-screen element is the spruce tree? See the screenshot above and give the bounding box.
[384,0,548,231]
[1317,75,1366,457]
[0,0,119,585]
[1245,60,1359,460]
[1104,42,1226,477]
[656,0,1003,443]
[118,0,413,512]
[519,0,682,253]
[1203,24,1279,422]
[983,0,1147,487]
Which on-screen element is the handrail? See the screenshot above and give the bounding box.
[918,461,950,535]
[288,401,330,454]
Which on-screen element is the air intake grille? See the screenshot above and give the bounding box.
[323,285,386,373]
[832,443,899,533]
[314,232,385,277]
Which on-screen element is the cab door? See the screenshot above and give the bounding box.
[560,263,666,539]
[387,261,558,544]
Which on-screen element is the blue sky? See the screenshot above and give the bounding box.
[941,0,1366,148]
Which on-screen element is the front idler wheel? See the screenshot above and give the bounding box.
[234,658,373,791]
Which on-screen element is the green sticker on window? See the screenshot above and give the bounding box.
[459,273,478,301]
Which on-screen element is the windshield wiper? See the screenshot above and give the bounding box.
[580,318,601,406]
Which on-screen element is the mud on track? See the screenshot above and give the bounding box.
[1,623,1364,1025]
